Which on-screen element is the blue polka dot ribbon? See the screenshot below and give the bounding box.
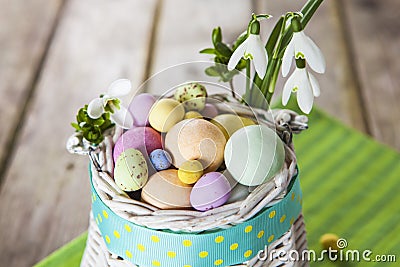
[90,169,302,267]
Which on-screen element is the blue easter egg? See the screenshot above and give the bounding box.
[150,149,172,171]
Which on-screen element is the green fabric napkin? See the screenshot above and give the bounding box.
[34,109,400,266]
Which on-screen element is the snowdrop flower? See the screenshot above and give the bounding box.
[87,79,134,129]
[282,17,325,77]
[282,58,320,114]
[228,20,268,79]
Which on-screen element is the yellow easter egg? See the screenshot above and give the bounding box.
[178,160,203,184]
[211,114,256,140]
[149,99,185,132]
[184,111,203,120]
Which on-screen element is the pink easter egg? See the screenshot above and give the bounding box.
[128,93,156,127]
[201,103,219,119]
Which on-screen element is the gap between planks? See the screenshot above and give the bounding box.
[0,0,68,191]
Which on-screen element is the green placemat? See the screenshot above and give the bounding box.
[35,109,400,266]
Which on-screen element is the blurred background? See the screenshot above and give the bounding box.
[0,0,399,266]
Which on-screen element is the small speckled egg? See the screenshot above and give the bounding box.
[174,83,207,111]
[201,103,219,119]
[211,114,256,140]
[148,99,185,132]
[149,149,172,171]
[224,125,285,186]
[190,172,231,211]
[114,149,148,191]
[164,119,226,172]
[113,127,162,163]
[128,93,156,127]
[141,170,193,209]
[178,160,203,184]
[184,111,202,120]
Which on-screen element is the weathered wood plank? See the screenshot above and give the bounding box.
[0,0,64,183]
[0,0,157,266]
[145,0,253,96]
[256,0,367,132]
[343,0,400,150]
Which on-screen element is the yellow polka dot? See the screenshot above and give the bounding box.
[291,193,295,201]
[199,251,208,258]
[167,251,176,258]
[124,224,131,232]
[280,215,287,223]
[230,243,239,250]
[98,214,102,223]
[269,210,276,219]
[268,235,275,243]
[244,250,253,258]
[95,218,99,225]
[102,210,108,219]
[151,235,160,242]
[105,235,111,244]
[125,250,132,258]
[183,265,192,267]
[152,260,161,266]
[137,244,145,252]
[297,195,301,203]
[257,230,264,239]
[92,193,96,201]
[182,240,192,247]
[290,217,295,225]
[215,236,224,243]
[113,230,120,239]
[245,225,253,233]
[214,259,223,265]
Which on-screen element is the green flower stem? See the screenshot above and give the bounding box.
[244,59,251,103]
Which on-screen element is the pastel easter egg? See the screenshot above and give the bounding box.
[149,99,185,132]
[223,170,250,204]
[128,93,156,126]
[149,149,172,171]
[190,172,231,211]
[178,160,203,184]
[211,114,256,140]
[164,119,226,172]
[174,83,207,111]
[201,103,218,119]
[113,127,162,162]
[114,149,148,191]
[184,111,202,120]
[224,125,285,186]
[141,170,192,209]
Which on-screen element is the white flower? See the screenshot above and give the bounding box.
[282,67,320,114]
[87,79,134,129]
[227,33,268,79]
[282,31,326,77]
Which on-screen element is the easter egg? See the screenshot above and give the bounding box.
[114,149,148,191]
[178,160,203,184]
[128,93,156,127]
[113,127,162,162]
[141,170,192,209]
[224,125,285,186]
[149,149,172,171]
[211,114,256,140]
[190,172,231,211]
[320,233,341,250]
[223,171,250,204]
[184,111,202,120]
[174,83,207,111]
[149,99,185,132]
[201,103,218,119]
[164,119,226,172]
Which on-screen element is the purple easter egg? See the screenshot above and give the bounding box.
[128,93,156,127]
[113,127,162,162]
[190,172,231,211]
[201,103,219,119]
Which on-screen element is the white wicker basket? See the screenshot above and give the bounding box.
[71,97,309,267]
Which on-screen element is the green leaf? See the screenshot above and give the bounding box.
[199,48,216,55]
[77,108,87,123]
[266,16,284,59]
[205,66,220,77]
[71,122,81,131]
[212,27,222,46]
[232,32,247,51]
[215,42,232,58]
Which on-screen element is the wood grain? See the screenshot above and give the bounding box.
[0,0,65,184]
[256,0,367,132]
[343,0,400,150]
[0,0,157,266]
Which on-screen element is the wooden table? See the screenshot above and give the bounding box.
[0,0,398,266]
